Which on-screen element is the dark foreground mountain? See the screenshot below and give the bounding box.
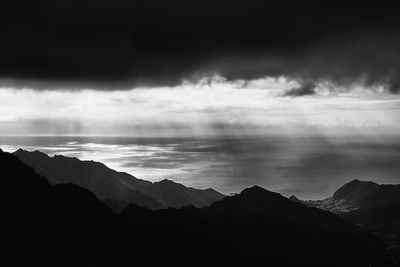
[291,180,400,260]
[331,180,400,253]
[340,198,400,234]
[13,149,224,210]
[341,200,400,253]
[1,149,396,266]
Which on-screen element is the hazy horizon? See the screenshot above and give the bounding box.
[2,134,399,200]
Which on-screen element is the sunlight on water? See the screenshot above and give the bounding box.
[1,135,400,199]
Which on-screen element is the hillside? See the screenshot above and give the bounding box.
[13,149,224,210]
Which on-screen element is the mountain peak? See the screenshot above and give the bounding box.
[241,185,281,195]
[14,148,27,154]
[335,179,379,195]
[237,185,283,201]
[349,179,377,185]
[14,148,49,158]
[204,187,220,193]
[155,178,183,188]
[332,179,400,208]
[158,178,174,184]
[242,185,266,193]
[289,195,300,202]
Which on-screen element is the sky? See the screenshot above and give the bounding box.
[1,1,400,195]
[1,0,400,91]
[0,76,400,137]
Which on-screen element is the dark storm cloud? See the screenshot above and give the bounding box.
[283,81,316,97]
[1,0,400,91]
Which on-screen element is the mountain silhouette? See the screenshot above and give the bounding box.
[1,148,117,266]
[336,185,400,255]
[303,179,400,212]
[141,178,224,207]
[289,195,301,202]
[332,179,400,208]
[294,179,400,259]
[13,148,224,210]
[1,148,396,266]
[341,200,400,235]
[122,185,389,266]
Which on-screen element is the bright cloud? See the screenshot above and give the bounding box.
[0,76,400,137]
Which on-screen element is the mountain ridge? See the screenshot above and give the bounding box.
[13,148,224,210]
[1,148,396,266]
[333,179,400,208]
[299,179,400,212]
[290,179,400,256]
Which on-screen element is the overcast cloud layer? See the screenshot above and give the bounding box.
[1,0,400,92]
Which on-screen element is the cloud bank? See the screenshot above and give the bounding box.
[1,1,400,92]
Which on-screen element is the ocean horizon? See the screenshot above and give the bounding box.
[2,134,399,199]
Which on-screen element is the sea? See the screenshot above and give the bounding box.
[1,135,400,199]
